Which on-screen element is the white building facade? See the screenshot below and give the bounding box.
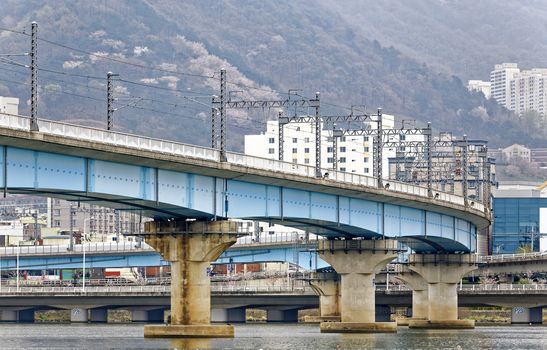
[467,80,491,99]
[244,115,397,178]
[487,63,547,117]
[490,63,520,108]
[0,96,19,115]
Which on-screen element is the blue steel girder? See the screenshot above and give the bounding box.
[0,146,477,253]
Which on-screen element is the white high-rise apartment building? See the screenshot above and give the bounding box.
[467,80,491,99]
[244,115,396,177]
[490,63,520,107]
[509,69,547,116]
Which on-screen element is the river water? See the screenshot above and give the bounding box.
[0,323,545,349]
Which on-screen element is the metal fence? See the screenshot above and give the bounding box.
[478,252,547,263]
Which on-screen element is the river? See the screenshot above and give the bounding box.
[0,323,545,349]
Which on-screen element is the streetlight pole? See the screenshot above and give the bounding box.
[16,240,20,292]
[82,217,93,293]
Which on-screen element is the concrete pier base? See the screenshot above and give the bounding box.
[318,239,400,333]
[303,315,341,323]
[408,319,475,329]
[144,324,234,338]
[408,254,478,329]
[396,317,426,326]
[320,322,397,333]
[144,220,239,338]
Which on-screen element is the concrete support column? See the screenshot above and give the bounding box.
[340,272,375,323]
[511,307,543,324]
[70,308,88,323]
[211,308,246,323]
[318,239,400,333]
[428,282,458,321]
[394,271,428,325]
[267,309,298,322]
[307,272,340,323]
[90,309,108,323]
[143,220,239,338]
[412,290,429,320]
[408,254,478,329]
[0,310,18,322]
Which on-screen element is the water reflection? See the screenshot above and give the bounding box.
[170,338,210,350]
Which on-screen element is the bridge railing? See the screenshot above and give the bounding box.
[235,232,317,246]
[0,283,544,295]
[0,113,477,211]
[0,242,154,256]
[479,251,547,263]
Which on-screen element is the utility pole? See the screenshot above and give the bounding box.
[211,96,218,149]
[69,203,75,251]
[313,92,321,177]
[425,122,433,197]
[278,111,284,161]
[462,135,469,207]
[107,72,119,131]
[219,69,227,162]
[332,124,338,171]
[376,108,383,188]
[30,22,39,131]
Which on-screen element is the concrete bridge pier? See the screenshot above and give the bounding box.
[0,310,19,322]
[408,254,478,329]
[71,308,89,323]
[143,220,239,338]
[394,271,429,326]
[132,308,165,323]
[266,309,299,322]
[511,307,543,324]
[306,272,340,323]
[211,308,246,323]
[318,239,399,333]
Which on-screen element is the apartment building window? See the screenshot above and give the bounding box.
[268,148,275,154]
[364,157,369,163]
[292,159,298,164]
[364,147,369,152]
[53,209,61,216]
[327,147,333,153]
[268,137,275,144]
[54,220,61,227]
[304,148,310,153]
[304,137,310,143]
[304,159,310,164]
[340,147,346,152]
[327,157,334,163]
[292,148,298,154]
[292,138,298,143]
[340,137,346,142]
[364,137,369,142]
[340,167,346,172]
[339,157,346,163]
[364,168,369,174]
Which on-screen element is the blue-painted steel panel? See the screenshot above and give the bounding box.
[0,145,478,253]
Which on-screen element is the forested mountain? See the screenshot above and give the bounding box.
[0,0,545,150]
